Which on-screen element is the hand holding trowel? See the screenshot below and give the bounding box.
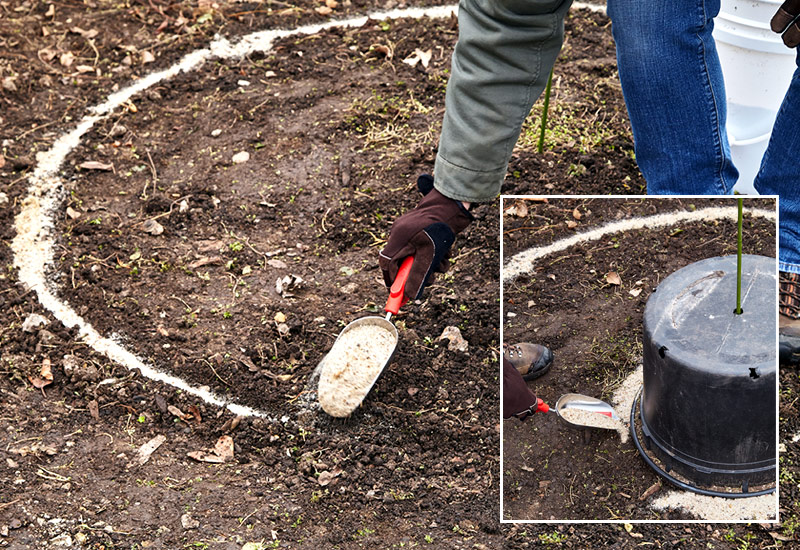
[317,256,414,417]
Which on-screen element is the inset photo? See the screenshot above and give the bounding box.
[500,197,778,522]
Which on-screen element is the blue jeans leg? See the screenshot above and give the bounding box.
[607,0,737,194]
[755,49,800,273]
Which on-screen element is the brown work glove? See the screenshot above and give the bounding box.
[772,0,800,47]
[503,362,538,421]
[379,175,474,301]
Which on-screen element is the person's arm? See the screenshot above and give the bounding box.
[503,361,539,421]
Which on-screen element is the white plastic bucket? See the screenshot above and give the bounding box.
[713,0,796,192]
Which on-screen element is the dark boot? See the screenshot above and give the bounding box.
[503,343,554,381]
[781,272,800,365]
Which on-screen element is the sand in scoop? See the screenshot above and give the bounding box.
[318,322,396,417]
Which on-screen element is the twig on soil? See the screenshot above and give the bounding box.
[35,467,71,482]
[16,121,58,141]
[321,207,331,233]
[502,224,558,236]
[238,507,260,526]
[202,358,231,386]
[450,246,480,263]
[146,149,158,192]
[85,37,100,67]
[0,498,23,510]
[6,436,42,452]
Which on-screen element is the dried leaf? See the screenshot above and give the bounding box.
[59,51,74,67]
[141,51,155,64]
[0,155,5,169]
[505,202,528,218]
[45,4,55,17]
[1,76,17,92]
[325,0,338,7]
[142,219,164,236]
[274,312,286,323]
[315,6,332,15]
[38,47,58,62]
[317,467,342,486]
[275,274,303,297]
[133,434,166,466]
[30,358,54,389]
[572,207,582,220]
[79,160,113,171]
[403,48,432,69]
[70,27,98,39]
[213,435,234,461]
[75,65,94,74]
[187,450,225,463]
[188,404,202,423]
[88,399,100,421]
[168,405,190,419]
[566,220,578,229]
[629,288,642,297]
[370,44,392,59]
[606,271,622,286]
[639,480,661,501]
[188,256,222,269]
[267,259,288,269]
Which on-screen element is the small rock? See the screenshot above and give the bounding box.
[62,355,80,377]
[49,534,72,546]
[178,200,189,213]
[0,192,8,205]
[142,219,164,235]
[180,513,199,529]
[211,129,222,137]
[438,326,468,353]
[231,151,250,164]
[340,282,358,295]
[237,79,250,87]
[22,313,49,333]
[277,323,290,336]
[109,125,127,138]
[267,259,288,269]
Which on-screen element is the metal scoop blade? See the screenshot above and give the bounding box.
[317,256,413,417]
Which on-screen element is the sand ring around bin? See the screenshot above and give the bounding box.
[10,5,470,421]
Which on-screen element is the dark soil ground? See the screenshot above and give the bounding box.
[502,197,778,522]
[1,0,798,548]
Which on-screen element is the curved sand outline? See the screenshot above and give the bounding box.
[10,5,461,420]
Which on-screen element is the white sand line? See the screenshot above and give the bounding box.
[612,367,776,518]
[502,207,777,283]
[11,5,458,419]
[572,2,608,14]
[651,491,776,521]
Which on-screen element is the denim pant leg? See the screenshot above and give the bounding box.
[607,0,738,194]
[754,49,800,274]
[435,0,573,203]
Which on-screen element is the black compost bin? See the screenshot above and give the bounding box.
[637,254,776,493]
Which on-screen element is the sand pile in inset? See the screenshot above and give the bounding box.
[560,407,625,431]
[318,323,396,417]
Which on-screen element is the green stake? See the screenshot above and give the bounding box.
[735,198,743,315]
[538,68,554,154]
